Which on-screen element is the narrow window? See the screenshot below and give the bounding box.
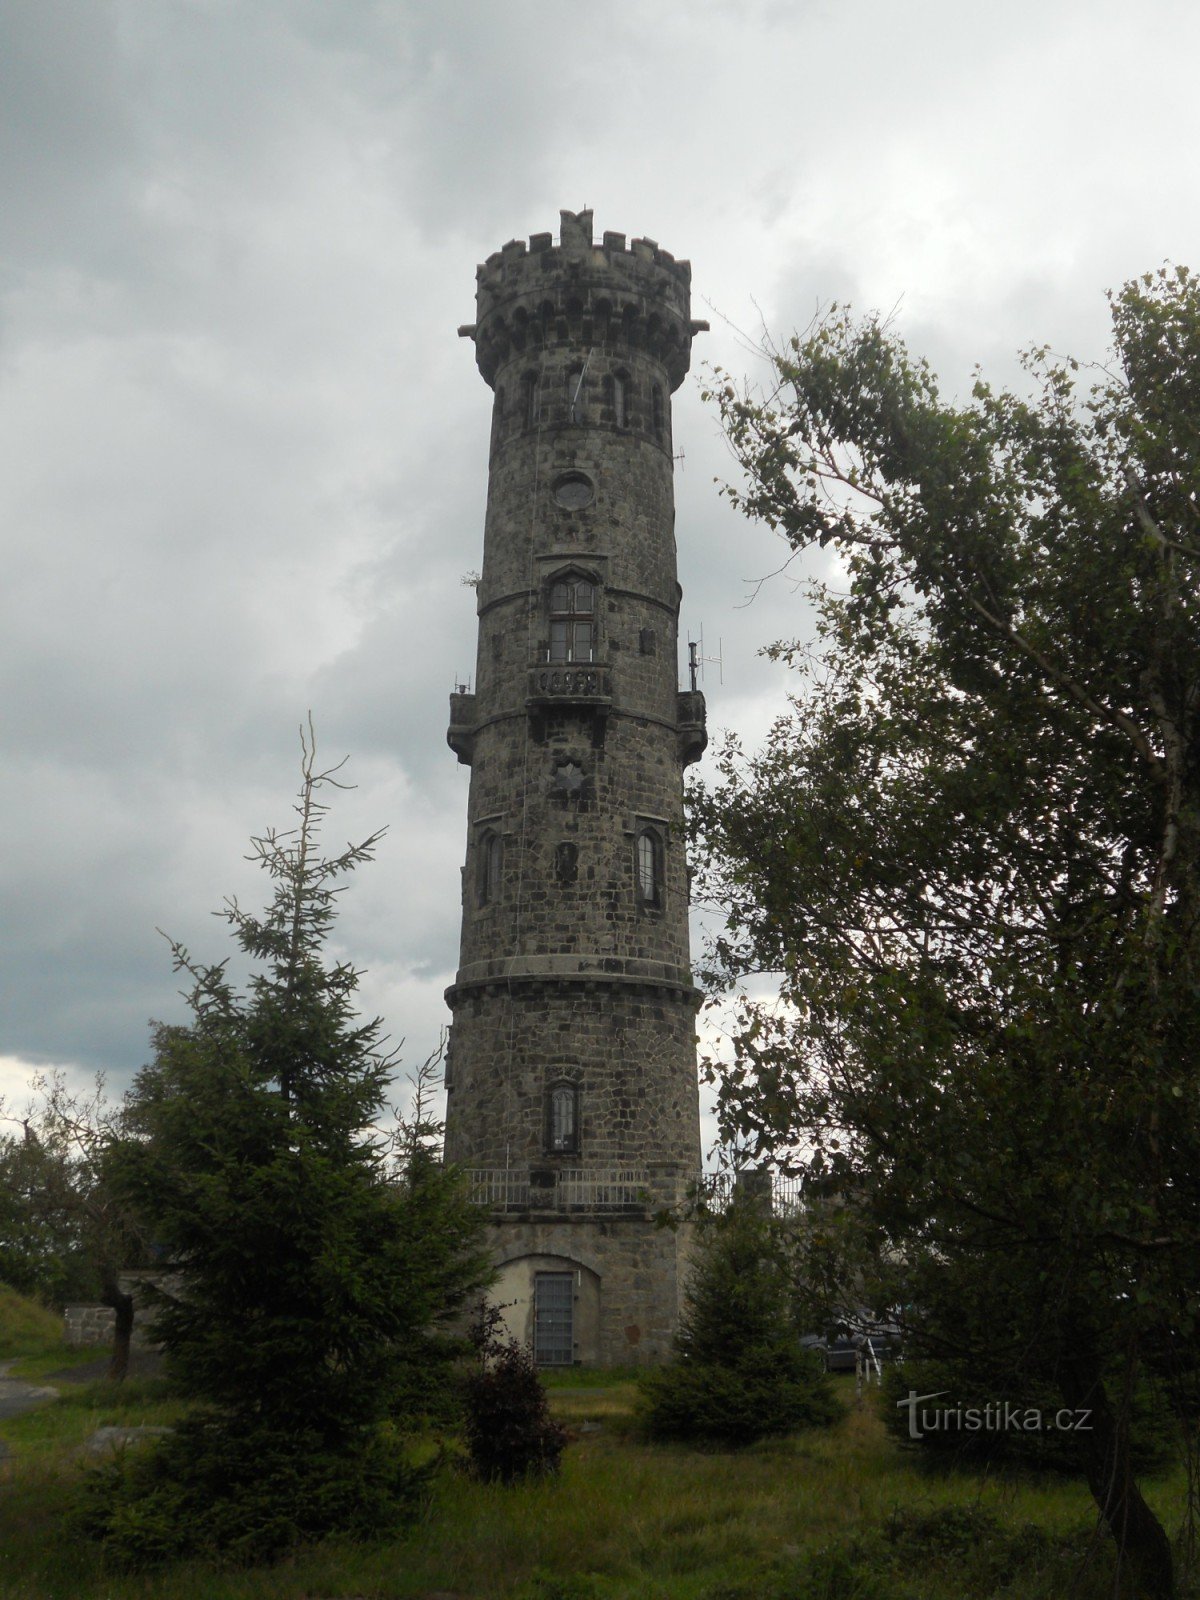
[523,372,539,429]
[566,365,585,424]
[651,384,664,441]
[612,372,627,427]
[554,841,578,884]
[491,386,505,446]
[636,829,663,907]
[478,830,503,906]
[548,577,596,663]
[548,1083,579,1153]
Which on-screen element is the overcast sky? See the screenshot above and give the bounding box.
[4,0,1199,1137]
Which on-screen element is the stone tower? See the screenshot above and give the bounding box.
[444,210,708,1366]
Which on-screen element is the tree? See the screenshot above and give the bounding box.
[692,267,1200,1597]
[637,1197,838,1446]
[90,726,492,1564]
[0,1073,150,1378]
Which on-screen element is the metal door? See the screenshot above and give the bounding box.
[533,1271,574,1365]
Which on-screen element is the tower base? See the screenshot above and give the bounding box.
[485,1209,694,1367]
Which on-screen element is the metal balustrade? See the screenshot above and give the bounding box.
[696,1171,805,1215]
[465,1167,805,1214]
[527,664,612,702]
[466,1167,649,1210]
[556,1168,649,1208]
[467,1169,530,1208]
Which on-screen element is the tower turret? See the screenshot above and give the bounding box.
[445,211,708,1365]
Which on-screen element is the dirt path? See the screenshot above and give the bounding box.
[0,1361,60,1461]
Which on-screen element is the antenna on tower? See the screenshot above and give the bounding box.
[453,673,472,695]
[687,627,723,690]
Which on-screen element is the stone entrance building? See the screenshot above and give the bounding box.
[444,210,708,1365]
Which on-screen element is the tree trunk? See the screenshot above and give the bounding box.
[99,1264,134,1383]
[1059,1348,1175,1599]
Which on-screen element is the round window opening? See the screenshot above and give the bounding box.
[552,472,595,510]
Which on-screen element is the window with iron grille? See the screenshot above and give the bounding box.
[547,1082,579,1153]
[636,829,664,907]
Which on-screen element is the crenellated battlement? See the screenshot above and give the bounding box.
[458,209,708,391]
[478,210,691,284]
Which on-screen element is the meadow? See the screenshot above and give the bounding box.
[0,1289,1192,1600]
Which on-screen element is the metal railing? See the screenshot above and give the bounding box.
[467,1169,530,1208]
[556,1168,649,1208]
[697,1171,806,1215]
[466,1166,649,1211]
[527,664,612,701]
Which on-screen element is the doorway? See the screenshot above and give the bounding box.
[533,1271,574,1365]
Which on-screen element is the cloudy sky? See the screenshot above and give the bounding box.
[4,0,1198,1134]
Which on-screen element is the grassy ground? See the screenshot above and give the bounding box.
[0,1294,1194,1600]
[0,1286,68,1364]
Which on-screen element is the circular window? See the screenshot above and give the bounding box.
[552,472,595,510]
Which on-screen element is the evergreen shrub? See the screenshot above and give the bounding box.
[638,1201,839,1447]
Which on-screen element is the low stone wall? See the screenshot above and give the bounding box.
[63,1303,117,1348]
[61,1270,178,1351]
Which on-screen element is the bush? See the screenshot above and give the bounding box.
[639,1343,838,1446]
[881,1356,1180,1475]
[462,1307,567,1483]
[74,1415,432,1568]
[638,1201,839,1447]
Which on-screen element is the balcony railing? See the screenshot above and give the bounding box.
[556,1167,649,1208]
[468,1169,530,1208]
[527,663,612,704]
[697,1171,805,1215]
[467,1166,649,1211]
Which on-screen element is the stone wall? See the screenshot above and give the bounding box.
[61,1270,176,1350]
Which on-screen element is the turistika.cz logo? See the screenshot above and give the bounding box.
[897,1390,1093,1441]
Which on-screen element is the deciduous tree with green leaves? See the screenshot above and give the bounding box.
[0,1073,150,1378]
[89,727,492,1565]
[693,267,1200,1598]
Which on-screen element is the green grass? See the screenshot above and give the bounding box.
[0,1372,1194,1599]
[0,1285,66,1363]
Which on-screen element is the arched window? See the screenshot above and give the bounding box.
[548,1082,579,1153]
[477,830,503,906]
[566,364,585,424]
[612,372,627,428]
[636,829,663,907]
[548,576,595,663]
[523,372,540,429]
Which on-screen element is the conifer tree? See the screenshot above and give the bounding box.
[89,726,491,1564]
[638,1198,837,1446]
